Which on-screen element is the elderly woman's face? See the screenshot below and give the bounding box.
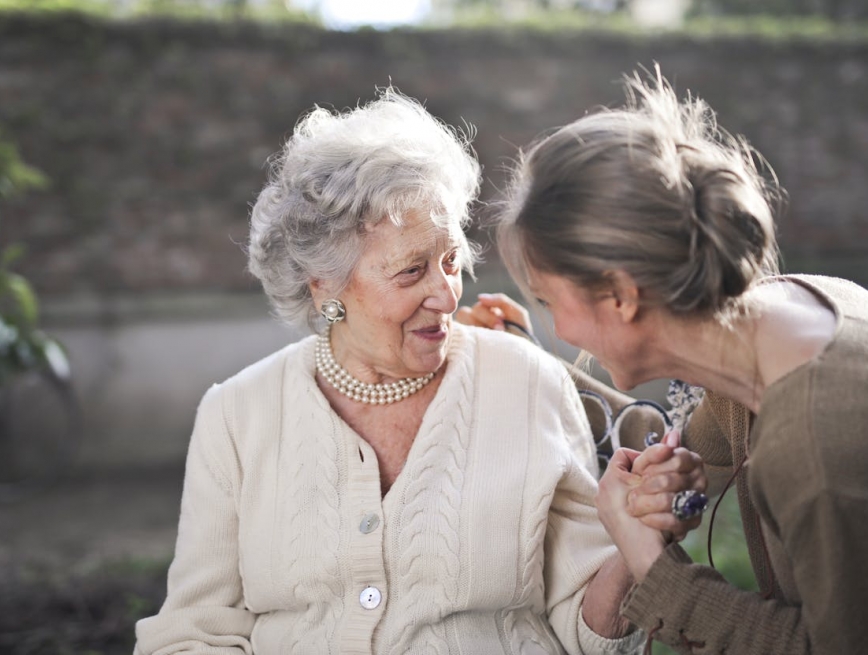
[329,208,464,382]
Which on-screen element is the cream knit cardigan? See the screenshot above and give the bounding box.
[135,324,643,655]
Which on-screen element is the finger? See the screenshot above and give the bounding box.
[455,306,485,328]
[477,293,531,327]
[635,467,708,495]
[662,429,681,448]
[631,442,677,475]
[609,447,644,470]
[461,303,506,330]
[639,448,703,477]
[626,487,684,516]
[604,448,644,487]
[472,303,506,330]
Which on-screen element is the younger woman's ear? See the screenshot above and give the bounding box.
[606,270,640,323]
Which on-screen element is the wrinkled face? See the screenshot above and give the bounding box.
[321,208,465,382]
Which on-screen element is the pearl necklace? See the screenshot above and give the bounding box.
[315,327,436,405]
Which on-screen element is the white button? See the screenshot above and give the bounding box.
[359,586,382,610]
[359,513,380,534]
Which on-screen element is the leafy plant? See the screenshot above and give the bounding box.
[0,131,69,387]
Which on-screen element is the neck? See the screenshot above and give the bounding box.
[315,326,435,405]
[642,311,765,414]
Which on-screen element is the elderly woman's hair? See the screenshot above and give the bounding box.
[498,67,781,320]
[248,88,481,327]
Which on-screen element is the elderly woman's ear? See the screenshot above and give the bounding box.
[309,279,334,308]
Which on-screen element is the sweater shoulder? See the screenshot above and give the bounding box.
[197,335,314,424]
[212,335,313,395]
[465,323,570,382]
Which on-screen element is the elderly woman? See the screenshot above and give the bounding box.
[133,90,704,655]
[493,69,868,654]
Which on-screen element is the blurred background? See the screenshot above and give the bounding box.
[0,0,866,653]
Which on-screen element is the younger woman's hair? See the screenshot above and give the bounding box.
[497,67,781,320]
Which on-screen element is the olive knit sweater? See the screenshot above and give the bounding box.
[620,275,868,654]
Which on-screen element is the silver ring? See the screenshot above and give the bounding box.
[671,489,708,521]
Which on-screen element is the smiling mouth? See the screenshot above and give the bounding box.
[413,324,448,338]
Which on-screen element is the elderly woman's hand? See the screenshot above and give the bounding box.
[627,430,708,541]
[596,448,669,583]
[456,293,534,338]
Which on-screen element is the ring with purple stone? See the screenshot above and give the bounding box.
[671,489,709,521]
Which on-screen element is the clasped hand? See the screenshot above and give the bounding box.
[596,430,707,582]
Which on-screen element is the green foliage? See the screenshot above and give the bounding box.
[441,7,868,41]
[446,6,637,32]
[681,13,868,40]
[692,0,867,20]
[0,0,114,13]
[0,131,69,387]
[0,0,320,23]
[0,138,47,200]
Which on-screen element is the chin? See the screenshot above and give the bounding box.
[604,366,639,393]
[405,346,448,377]
[610,378,636,392]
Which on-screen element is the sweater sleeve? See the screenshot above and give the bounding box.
[680,395,739,498]
[134,384,255,655]
[621,544,807,655]
[544,373,645,655]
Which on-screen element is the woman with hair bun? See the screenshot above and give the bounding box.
[491,68,868,654]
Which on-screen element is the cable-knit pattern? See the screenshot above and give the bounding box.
[501,481,562,654]
[387,331,474,654]
[502,360,575,655]
[137,330,640,655]
[275,351,344,653]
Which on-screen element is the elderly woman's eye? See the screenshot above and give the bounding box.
[402,265,423,276]
[444,251,460,269]
[535,298,550,309]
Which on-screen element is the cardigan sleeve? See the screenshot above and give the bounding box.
[544,373,645,655]
[134,384,255,655]
[621,544,807,655]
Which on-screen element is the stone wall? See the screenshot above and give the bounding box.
[3,13,868,296]
[1,13,866,468]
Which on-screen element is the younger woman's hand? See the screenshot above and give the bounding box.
[627,430,707,540]
[456,293,533,337]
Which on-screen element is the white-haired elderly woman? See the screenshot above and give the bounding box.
[133,90,701,655]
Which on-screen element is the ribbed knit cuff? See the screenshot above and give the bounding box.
[578,608,646,655]
[620,542,694,630]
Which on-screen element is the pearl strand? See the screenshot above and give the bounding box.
[315,326,435,405]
